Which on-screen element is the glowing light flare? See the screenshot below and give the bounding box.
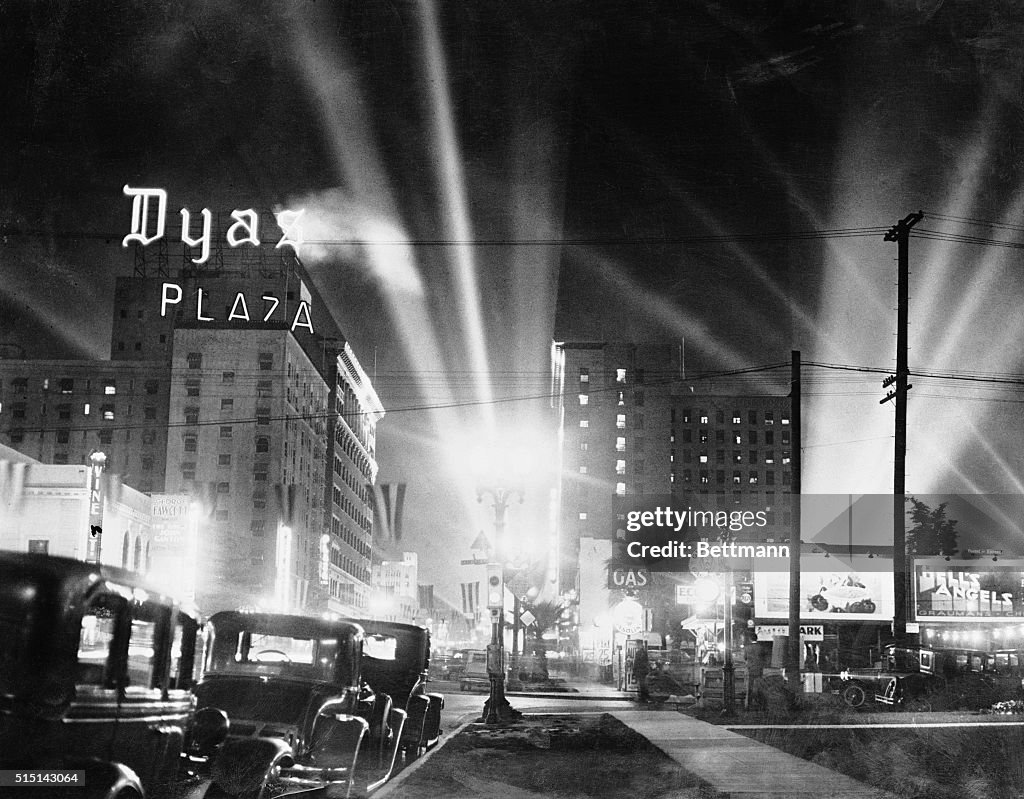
[414,0,494,428]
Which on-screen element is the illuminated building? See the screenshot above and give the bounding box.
[551,339,792,649]
[0,230,384,617]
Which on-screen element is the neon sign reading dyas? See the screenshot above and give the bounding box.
[122,186,314,335]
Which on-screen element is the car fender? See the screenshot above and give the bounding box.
[66,759,144,799]
[211,736,293,797]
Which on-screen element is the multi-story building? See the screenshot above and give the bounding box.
[0,233,384,617]
[371,552,420,622]
[0,359,171,493]
[552,340,793,650]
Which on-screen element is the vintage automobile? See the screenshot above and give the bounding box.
[830,644,1018,711]
[0,551,274,799]
[194,611,406,798]
[351,619,443,761]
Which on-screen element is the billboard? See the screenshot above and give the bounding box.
[914,560,1024,621]
[753,555,894,621]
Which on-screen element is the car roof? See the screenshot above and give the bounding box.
[0,550,200,619]
[207,610,365,639]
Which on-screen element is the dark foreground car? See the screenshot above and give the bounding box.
[351,619,443,760]
[0,551,276,799]
[195,611,407,798]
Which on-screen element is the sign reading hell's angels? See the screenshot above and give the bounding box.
[121,186,314,334]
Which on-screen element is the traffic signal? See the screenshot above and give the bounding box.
[486,564,504,609]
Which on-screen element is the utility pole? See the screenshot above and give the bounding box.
[786,351,803,696]
[883,211,923,642]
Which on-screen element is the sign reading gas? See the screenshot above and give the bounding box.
[608,567,649,590]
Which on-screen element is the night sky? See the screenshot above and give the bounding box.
[4,1,1024,596]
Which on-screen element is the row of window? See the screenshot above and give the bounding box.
[678,429,790,445]
[674,469,792,486]
[677,409,789,426]
[680,449,791,465]
[186,352,276,371]
[2,377,158,395]
[182,430,271,453]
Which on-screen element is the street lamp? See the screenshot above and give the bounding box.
[478,484,524,724]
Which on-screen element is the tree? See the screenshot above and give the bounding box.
[522,600,568,681]
[906,497,959,557]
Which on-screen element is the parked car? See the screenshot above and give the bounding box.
[351,619,443,760]
[830,644,1019,711]
[439,649,471,682]
[194,611,406,797]
[0,551,264,799]
[458,650,490,692]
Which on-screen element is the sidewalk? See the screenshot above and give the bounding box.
[610,710,894,799]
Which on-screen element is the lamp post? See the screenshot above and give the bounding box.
[478,484,524,724]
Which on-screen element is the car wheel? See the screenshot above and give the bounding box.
[841,683,868,709]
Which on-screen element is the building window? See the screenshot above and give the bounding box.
[255,437,270,453]
[733,471,741,484]
[766,472,775,486]
[9,429,23,444]
[578,394,589,406]
[615,482,626,495]
[733,451,742,463]
[141,457,153,472]
[143,406,156,420]
[781,415,790,425]
[253,495,267,510]
[220,398,234,412]
[578,512,588,520]
[56,429,70,444]
[256,408,271,425]
[699,451,708,463]
[616,459,626,475]
[782,431,791,445]
[181,463,196,480]
[616,414,626,429]
[765,451,775,464]
[27,539,48,554]
[220,426,232,439]
[782,451,791,465]
[257,380,273,398]
[579,420,589,428]
[217,482,230,493]
[765,431,775,445]
[579,441,589,451]
[700,413,709,424]
[184,434,197,452]
[615,437,626,452]
[251,520,266,535]
[218,454,232,467]
[222,371,235,385]
[634,391,644,406]
[682,409,691,423]
[765,411,774,425]
[186,352,202,370]
[215,509,229,521]
[184,407,199,425]
[700,471,709,484]
[749,450,758,464]
[783,472,792,485]
[104,382,116,395]
[682,469,691,483]
[749,471,758,484]
[578,466,588,474]
[699,430,709,444]
[579,368,589,383]
[616,368,626,383]
[258,353,274,371]
[142,430,156,445]
[185,379,201,397]
[145,379,159,395]
[254,470,268,482]
[99,430,112,445]
[57,404,71,420]
[101,405,115,421]
[59,378,74,394]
